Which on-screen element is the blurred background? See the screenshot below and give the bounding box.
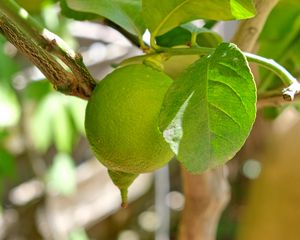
[1,0,300,239]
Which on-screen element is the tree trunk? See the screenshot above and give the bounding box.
[179,167,230,240]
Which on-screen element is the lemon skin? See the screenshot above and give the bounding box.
[85,64,174,174]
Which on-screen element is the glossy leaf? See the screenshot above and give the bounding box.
[143,0,255,36]
[65,0,145,36]
[196,30,223,48]
[159,43,256,173]
[156,26,191,47]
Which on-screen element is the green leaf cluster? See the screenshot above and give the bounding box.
[61,0,255,40]
[59,0,259,173]
[27,82,87,153]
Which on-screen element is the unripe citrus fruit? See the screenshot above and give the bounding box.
[85,64,174,206]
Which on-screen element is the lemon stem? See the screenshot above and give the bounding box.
[120,188,128,208]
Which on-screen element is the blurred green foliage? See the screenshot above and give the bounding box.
[0,0,86,203]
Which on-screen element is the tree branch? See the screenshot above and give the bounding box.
[179,168,230,240]
[0,0,96,99]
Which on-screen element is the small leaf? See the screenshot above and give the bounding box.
[143,0,256,36]
[52,100,74,153]
[196,29,223,48]
[31,95,54,152]
[67,97,87,134]
[65,0,145,36]
[46,153,76,196]
[0,148,16,180]
[156,23,222,47]
[156,26,191,47]
[31,93,75,153]
[0,87,20,128]
[23,80,52,102]
[160,43,257,173]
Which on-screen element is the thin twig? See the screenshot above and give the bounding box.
[0,16,76,94]
[245,52,300,101]
[121,46,300,102]
[257,90,300,109]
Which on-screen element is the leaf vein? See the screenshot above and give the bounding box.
[210,130,235,146]
[208,102,241,129]
[209,79,249,117]
[153,0,190,36]
[217,61,248,82]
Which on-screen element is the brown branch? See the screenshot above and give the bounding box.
[0,16,76,94]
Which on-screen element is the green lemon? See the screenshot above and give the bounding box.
[85,64,174,206]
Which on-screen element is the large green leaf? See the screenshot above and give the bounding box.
[65,0,145,36]
[159,43,256,173]
[143,0,255,36]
